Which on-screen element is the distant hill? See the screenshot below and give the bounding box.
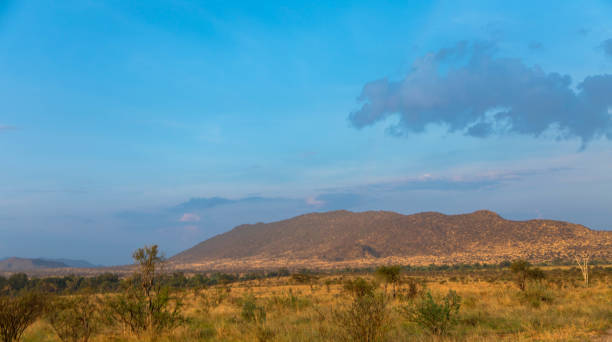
[39,258,100,268]
[170,210,612,271]
[0,257,99,272]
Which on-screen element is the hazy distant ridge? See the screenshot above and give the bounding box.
[0,257,99,271]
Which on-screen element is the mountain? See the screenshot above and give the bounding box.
[0,257,99,272]
[170,210,612,271]
[0,257,68,271]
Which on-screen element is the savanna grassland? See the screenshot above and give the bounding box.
[2,247,611,342]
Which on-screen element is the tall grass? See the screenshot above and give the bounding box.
[9,269,612,342]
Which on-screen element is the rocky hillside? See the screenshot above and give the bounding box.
[170,210,612,271]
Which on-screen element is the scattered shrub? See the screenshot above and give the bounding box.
[510,260,546,291]
[46,294,100,342]
[375,265,401,297]
[343,278,377,298]
[401,290,461,335]
[198,286,228,314]
[333,291,390,342]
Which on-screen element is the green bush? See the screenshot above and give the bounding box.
[46,294,100,342]
[0,291,46,342]
[333,291,390,342]
[342,278,377,298]
[401,290,461,335]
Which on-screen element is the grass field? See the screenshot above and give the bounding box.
[14,266,612,342]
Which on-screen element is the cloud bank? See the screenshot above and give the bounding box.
[349,41,612,147]
[603,39,612,58]
[0,125,16,132]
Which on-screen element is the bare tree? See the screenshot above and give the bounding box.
[0,292,46,342]
[574,252,590,287]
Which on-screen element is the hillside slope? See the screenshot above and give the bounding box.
[170,210,612,271]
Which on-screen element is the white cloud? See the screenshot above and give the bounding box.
[179,213,200,222]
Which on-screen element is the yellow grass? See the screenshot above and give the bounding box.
[21,274,612,342]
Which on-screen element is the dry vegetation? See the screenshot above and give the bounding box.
[2,250,610,342]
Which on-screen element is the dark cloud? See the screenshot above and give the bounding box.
[0,125,16,132]
[528,42,543,51]
[349,41,612,147]
[602,39,612,58]
[324,168,570,195]
[171,197,237,212]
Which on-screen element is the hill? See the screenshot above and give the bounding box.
[0,257,68,271]
[170,210,612,271]
[0,257,99,272]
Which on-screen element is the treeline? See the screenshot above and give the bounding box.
[0,270,290,295]
[1,260,610,296]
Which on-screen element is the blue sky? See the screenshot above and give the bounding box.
[1,1,611,265]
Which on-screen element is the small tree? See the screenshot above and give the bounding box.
[47,294,100,342]
[333,288,390,342]
[510,260,544,291]
[343,278,377,298]
[0,292,46,342]
[574,252,590,287]
[401,290,461,335]
[106,245,183,336]
[375,265,401,298]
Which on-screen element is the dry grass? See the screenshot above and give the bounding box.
[20,273,612,342]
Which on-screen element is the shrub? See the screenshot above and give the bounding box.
[105,245,183,335]
[47,294,100,342]
[519,281,554,308]
[401,290,461,335]
[510,260,545,291]
[0,292,46,342]
[398,278,423,301]
[342,278,377,298]
[7,274,28,292]
[375,265,401,297]
[240,294,266,323]
[333,291,390,342]
[198,286,229,314]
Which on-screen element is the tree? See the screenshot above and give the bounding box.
[334,285,390,342]
[375,265,401,297]
[510,260,545,291]
[343,278,377,299]
[105,245,183,336]
[575,252,590,287]
[401,290,461,335]
[0,292,46,342]
[47,294,100,342]
[7,274,28,292]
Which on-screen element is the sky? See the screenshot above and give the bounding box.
[1,0,611,265]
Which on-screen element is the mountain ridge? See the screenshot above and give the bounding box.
[170,209,612,271]
[0,257,100,272]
